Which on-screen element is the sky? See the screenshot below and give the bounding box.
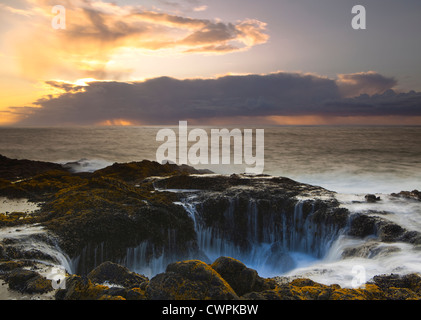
[0,0,420,126]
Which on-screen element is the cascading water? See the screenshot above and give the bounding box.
[177,195,347,278]
[70,231,192,279]
[0,224,74,274]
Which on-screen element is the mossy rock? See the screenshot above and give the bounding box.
[55,275,110,300]
[370,273,421,298]
[211,257,275,297]
[146,260,239,300]
[0,260,35,272]
[87,261,148,289]
[0,212,37,227]
[98,294,126,300]
[0,155,67,182]
[126,287,147,300]
[39,175,197,261]
[5,268,54,294]
[92,160,205,185]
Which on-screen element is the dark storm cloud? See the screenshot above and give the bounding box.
[14,72,421,126]
[325,90,421,117]
[336,72,398,98]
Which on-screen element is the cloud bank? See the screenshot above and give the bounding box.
[12,71,421,126]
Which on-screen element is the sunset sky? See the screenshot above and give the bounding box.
[1,0,421,126]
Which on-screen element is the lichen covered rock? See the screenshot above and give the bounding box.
[5,268,53,294]
[211,257,275,296]
[146,260,239,300]
[87,261,148,289]
[55,275,110,300]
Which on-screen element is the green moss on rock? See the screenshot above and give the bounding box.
[146,260,239,300]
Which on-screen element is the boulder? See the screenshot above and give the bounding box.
[391,190,421,201]
[146,260,238,300]
[211,257,275,296]
[365,194,381,202]
[348,213,421,244]
[55,275,110,300]
[87,261,148,289]
[6,268,53,294]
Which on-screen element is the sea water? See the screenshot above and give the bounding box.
[1,126,420,194]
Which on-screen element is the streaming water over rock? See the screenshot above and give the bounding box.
[173,189,348,277]
[0,224,73,273]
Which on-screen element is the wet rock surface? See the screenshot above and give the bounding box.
[146,260,238,300]
[391,190,421,201]
[87,261,148,289]
[348,213,421,244]
[210,257,276,296]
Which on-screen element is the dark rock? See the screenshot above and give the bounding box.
[365,194,381,203]
[377,222,406,242]
[0,260,34,273]
[348,214,378,238]
[400,231,421,245]
[87,261,148,289]
[105,286,128,298]
[391,190,421,201]
[0,154,68,182]
[126,287,147,300]
[6,269,39,291]
[211,257,276,296]
[369,273,421,299]
[25,274,54,294]
[146,260,238,300]
[55,275,110,300]
[342,242,400,259]
[5,268,53,294]
[348,213,421,244]
[92,160,210,185]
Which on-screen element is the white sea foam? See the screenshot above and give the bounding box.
[59,158,113,173]
[285,236,421,288]
[336,193,421,232]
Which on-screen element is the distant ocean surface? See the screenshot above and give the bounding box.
[1,126,420,194]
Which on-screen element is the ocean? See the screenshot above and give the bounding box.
[1,125,421,288]
[1,125,420,194]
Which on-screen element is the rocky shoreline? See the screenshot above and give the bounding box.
[2,257,421,300]
[1,154,420,300]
